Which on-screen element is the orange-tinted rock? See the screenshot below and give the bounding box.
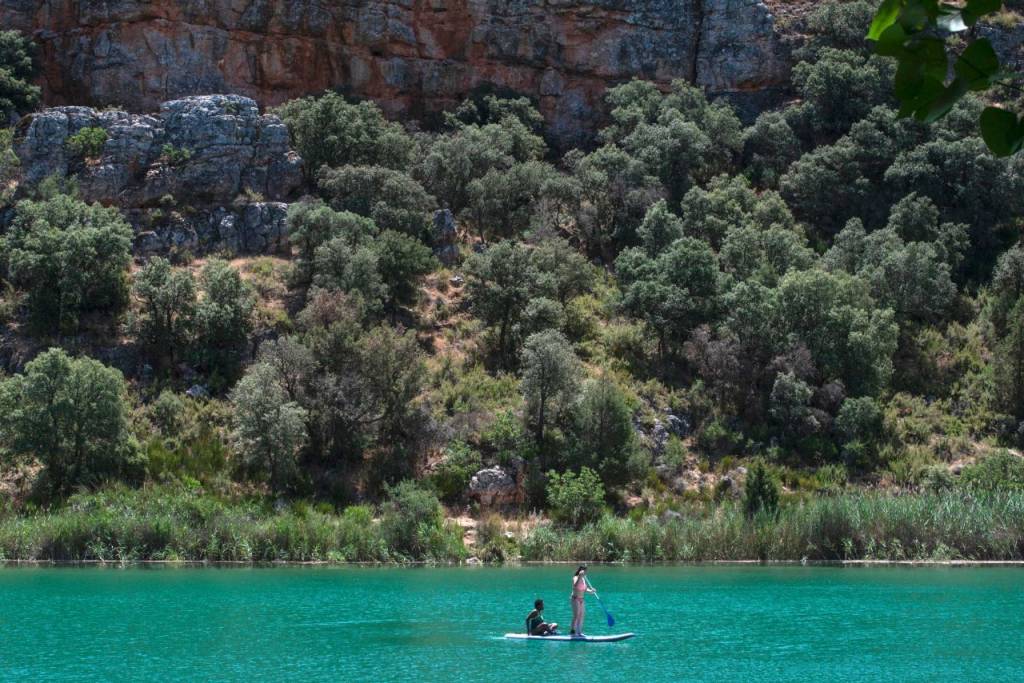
[2,0,789,142]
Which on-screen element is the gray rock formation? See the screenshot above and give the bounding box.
[432,208,459,266]
[14,94,302,207]
[468,466,519,507]
[11,95,302,256]
[131,202,291,257]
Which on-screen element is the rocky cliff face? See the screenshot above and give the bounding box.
[1,0,789,143]
[12,94,302,256]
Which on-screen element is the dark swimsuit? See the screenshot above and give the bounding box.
[527,610,547,634]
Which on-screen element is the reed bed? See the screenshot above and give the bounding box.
[520,492,1024,562]
[0,486,465,564]
[3,488,1022,564]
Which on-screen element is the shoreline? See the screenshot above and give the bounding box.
[4,559,1024,568]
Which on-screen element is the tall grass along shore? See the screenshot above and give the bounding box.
[1,486,1022,564]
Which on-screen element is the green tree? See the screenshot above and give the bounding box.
[0,30,40,118]
[615,236,721,360]
[824,222,956,326]
[774,269,899,397]
[780,106,927,237]
[445,94,545,133]
[742,110,802,188]
[529,238,596,305]
[994,297,1024,419]
[313,238,386,314]
[743,459,780,519]
[521,330,582,453]
[230,362,308,495]
[416,117,545,212]
[637,200,684,256]
[66,127,108,159]
[194,260,254,384]
[835,396,884,465]
[769,371,817,443]
[461,161,557,242]
[372,230,436,320]
[0,348,138,498]
[464,241,539,365]
[430,441,483,504]
[569,143,663,260]
[959,450,1024,492]
[287,200,378,282]
[315,165,436,238]
[274,92,414,175]
[990,244,1024,336]
[546,467,605,529]
[792,48,895,138]
[1,128,20,206]
[379,481,457,559]
[2,194,132,334]
[571,379,637,487]
[601,79,742,203]
[133,257,196,372]
[356,326,430,468]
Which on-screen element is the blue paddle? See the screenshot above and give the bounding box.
[585,578,616,628]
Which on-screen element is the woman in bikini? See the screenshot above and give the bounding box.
[569,565,595,636]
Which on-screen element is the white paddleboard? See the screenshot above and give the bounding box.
[504,633,635,642]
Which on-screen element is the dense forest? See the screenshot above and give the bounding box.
[1,1,1023,563]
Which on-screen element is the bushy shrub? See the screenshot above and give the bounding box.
[379,481,464,561]
[546,467,605,528]
[275,93,414,175]
[959,451,1024,492]
[66,127,108,158]
[430,442,483,503]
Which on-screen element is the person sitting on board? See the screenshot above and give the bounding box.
[526,598,558,636]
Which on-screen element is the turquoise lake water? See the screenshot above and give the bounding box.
[1,565,1022,681]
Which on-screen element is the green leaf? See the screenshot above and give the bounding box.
[919,79,969,123]
[894,61,945,117]
[954,39,1000,90]
[980,106,1024,157]
[868,0,905,40]
[874,23,909,57]
[903,35,950,81]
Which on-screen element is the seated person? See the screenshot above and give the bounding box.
[526,598,558,636]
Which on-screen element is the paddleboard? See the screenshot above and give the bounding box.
[504,633,635,642]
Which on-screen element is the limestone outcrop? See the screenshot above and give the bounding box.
[2,0,790,143]
[14,94,302,207]
[468,466,521,507]
[11,94,302,256]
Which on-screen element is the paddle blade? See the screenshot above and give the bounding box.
[606,613,615,627]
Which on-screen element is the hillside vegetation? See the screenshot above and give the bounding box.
[1,3,1024,563]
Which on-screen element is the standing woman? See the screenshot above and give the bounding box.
[569,565,596,636]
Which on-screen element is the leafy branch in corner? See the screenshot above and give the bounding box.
[868,0,1024,156]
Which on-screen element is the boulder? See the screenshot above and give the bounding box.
[468,466,519,507]
[666,414,691,438]
[185,384,209,399]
